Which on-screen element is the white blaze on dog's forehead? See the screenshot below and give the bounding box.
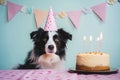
[45,31,57,53]
[48,31,57,44]
[48,31,57,38]
[47,31,57,43]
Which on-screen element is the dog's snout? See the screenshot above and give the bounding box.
[48,45,54,50]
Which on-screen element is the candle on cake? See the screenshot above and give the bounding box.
[83,36,87,52]
[89,35,92,52]
[96,37,100,52]
[99,32,103,51]
[100,32,103,40]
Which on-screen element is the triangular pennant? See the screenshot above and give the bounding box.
[7,1,22,21]
[67,10,82,29]
[91,2,107,22]
[34,9,48,28]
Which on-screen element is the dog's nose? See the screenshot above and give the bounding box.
[48,45,54,50]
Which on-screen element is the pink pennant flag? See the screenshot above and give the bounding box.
[67,10,82,29]
[34,9,48,28]
[7,1,22,21]
[91,2,107,22]
[44,7,58,31]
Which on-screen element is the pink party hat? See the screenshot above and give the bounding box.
[44,7,58,31]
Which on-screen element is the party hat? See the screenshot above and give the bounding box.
[44,7,58,31]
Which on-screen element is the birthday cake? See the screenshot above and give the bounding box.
[76,52,110,71]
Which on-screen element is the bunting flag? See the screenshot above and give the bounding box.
[67,10,82,29]
[59,12,67,18]
[82,7,92,14]
[7,1,22,21]
[91,2,107,22]
[34,9,48,28]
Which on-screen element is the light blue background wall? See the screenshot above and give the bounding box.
[0,0,120,70]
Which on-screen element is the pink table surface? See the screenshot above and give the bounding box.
[0,69,120,80]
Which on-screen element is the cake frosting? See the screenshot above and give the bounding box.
[76,52,110,71]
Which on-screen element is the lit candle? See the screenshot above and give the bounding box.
[90,35,92,52]
[83,36,86,52]
[83,36,87,41]
[96,37,100,52]
[90,35,92,42]
[99,32,103,51]
[100,32,103,40]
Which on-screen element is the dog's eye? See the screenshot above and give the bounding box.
[54,35,59,42]
[55,38,59,42]
[43,38,47,42]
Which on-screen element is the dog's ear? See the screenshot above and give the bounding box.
[58,28,72,42]
[30,28,44,41]
[30,31,38,40]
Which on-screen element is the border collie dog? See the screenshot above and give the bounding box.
[17,28,72,69]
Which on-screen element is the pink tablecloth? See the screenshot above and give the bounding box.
[0,69,120,80]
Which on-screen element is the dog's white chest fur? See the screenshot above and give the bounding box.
[37,54,65,69]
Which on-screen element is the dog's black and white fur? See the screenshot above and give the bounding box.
[17,28,72,69]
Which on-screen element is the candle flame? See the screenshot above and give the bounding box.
[100,32,103,40]
[96,37,100,41]
[90,35,92,42]
[83,36,86,41]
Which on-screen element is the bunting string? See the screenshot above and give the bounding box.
[4,1,114,28]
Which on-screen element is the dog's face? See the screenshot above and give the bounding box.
[30,28,72,59]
